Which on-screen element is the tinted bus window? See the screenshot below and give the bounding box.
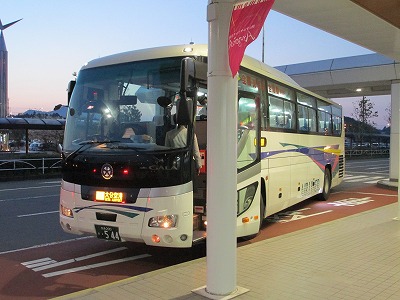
[267,81,295,130]
[297,93,317,133]
[238,70,267,129]
[332,105,342,136]
[298,105,317,132]
[269,96,295,130]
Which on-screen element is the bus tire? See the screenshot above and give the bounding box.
[317,167,331,201]
[259,194,265,230]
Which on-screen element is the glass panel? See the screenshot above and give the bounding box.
[64,57,184,152]
[268,96,284,128]
[238,71,265,94]
[269,96,295,130]
[308,107,317,132]
[333,115,342,136]
[297,93,316,108]
[284,101,296,130]
[332,105,342,117]
[298,105,309,132]
[267,81,294,101]
[237,96,258,170]
[317,100,332,113]
[318,111,332,135]
[239,70,267,130]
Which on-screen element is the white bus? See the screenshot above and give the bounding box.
[59,44,344,247]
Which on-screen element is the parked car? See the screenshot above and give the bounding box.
[29,142,42,151]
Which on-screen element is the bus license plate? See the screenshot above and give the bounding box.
[95,225,121,241]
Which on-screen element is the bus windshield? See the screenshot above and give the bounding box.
[63,57,186,153]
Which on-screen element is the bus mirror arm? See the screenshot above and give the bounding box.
[176,93,193,125]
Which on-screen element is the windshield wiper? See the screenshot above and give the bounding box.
[65,140,119,162]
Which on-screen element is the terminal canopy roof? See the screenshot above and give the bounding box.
[0,118,65,130]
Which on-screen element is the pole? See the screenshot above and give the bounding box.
[207,0,238,295]
[193,0,248,297]
[262,26,265,63]
[393,80,400,220]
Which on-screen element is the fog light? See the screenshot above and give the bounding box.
[180,234,188,241]
[164,235,173,243]
[152,234,161,243]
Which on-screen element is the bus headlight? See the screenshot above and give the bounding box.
[60,204,74,218]
[148,215,178,228]
[237,182,259,216]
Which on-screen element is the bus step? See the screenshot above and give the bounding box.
[193,230,207,243]
[193,214,201,230]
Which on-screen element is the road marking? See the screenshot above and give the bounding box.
[0,236,93,255]
[328,197,374,207]
[17,210,58,218]
[332,191,397,197]
[0,194,59,202]
[345,175,366,179]
[22,257,58,268]
[21,246,152,278]
[267,208,332,223]
[31,247,128,272]
[344,175,386,183]
[365,166,389,170]
[0,185,60,192]
[42,254,151,278]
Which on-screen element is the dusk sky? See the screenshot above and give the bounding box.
[0,0,390,128]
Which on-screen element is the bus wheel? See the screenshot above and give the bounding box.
[259,196,265,230]
[317,168,331,201]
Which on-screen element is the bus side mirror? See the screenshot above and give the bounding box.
[176,95,193,126]
[67,80,76,105]
[180,57,207,97]
[178,58,207,125]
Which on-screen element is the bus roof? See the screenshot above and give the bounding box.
[82,44,298,85]
[81,44,338,105]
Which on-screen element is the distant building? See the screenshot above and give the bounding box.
[0,19,22,118]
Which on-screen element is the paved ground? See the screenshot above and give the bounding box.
[54,202,400,300]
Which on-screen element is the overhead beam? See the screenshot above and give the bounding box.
[272,0,400,61]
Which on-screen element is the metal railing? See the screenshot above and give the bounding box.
[0,149,390,176]
[345,148,390,158]
[0,157,62,175]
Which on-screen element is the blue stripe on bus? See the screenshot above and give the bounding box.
[259,143,341,175]
[74,204,153,219]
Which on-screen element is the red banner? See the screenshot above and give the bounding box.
[228,0,275,77]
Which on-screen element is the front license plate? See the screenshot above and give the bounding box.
[95,225,121,241]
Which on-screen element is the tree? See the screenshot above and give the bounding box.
[119,105,142,122]
[351,96,378,144]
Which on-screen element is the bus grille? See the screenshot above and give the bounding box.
[338,155,344,178]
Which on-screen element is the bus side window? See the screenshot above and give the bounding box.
[269,114,276,127]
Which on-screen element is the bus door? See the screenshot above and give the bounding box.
[237,93,263,237]
[193,118,207,230]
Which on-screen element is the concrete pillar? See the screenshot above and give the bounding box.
[391,80,400,220]
[193,0,248,298]
[389,80,400,182]
[206,0,238,295]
